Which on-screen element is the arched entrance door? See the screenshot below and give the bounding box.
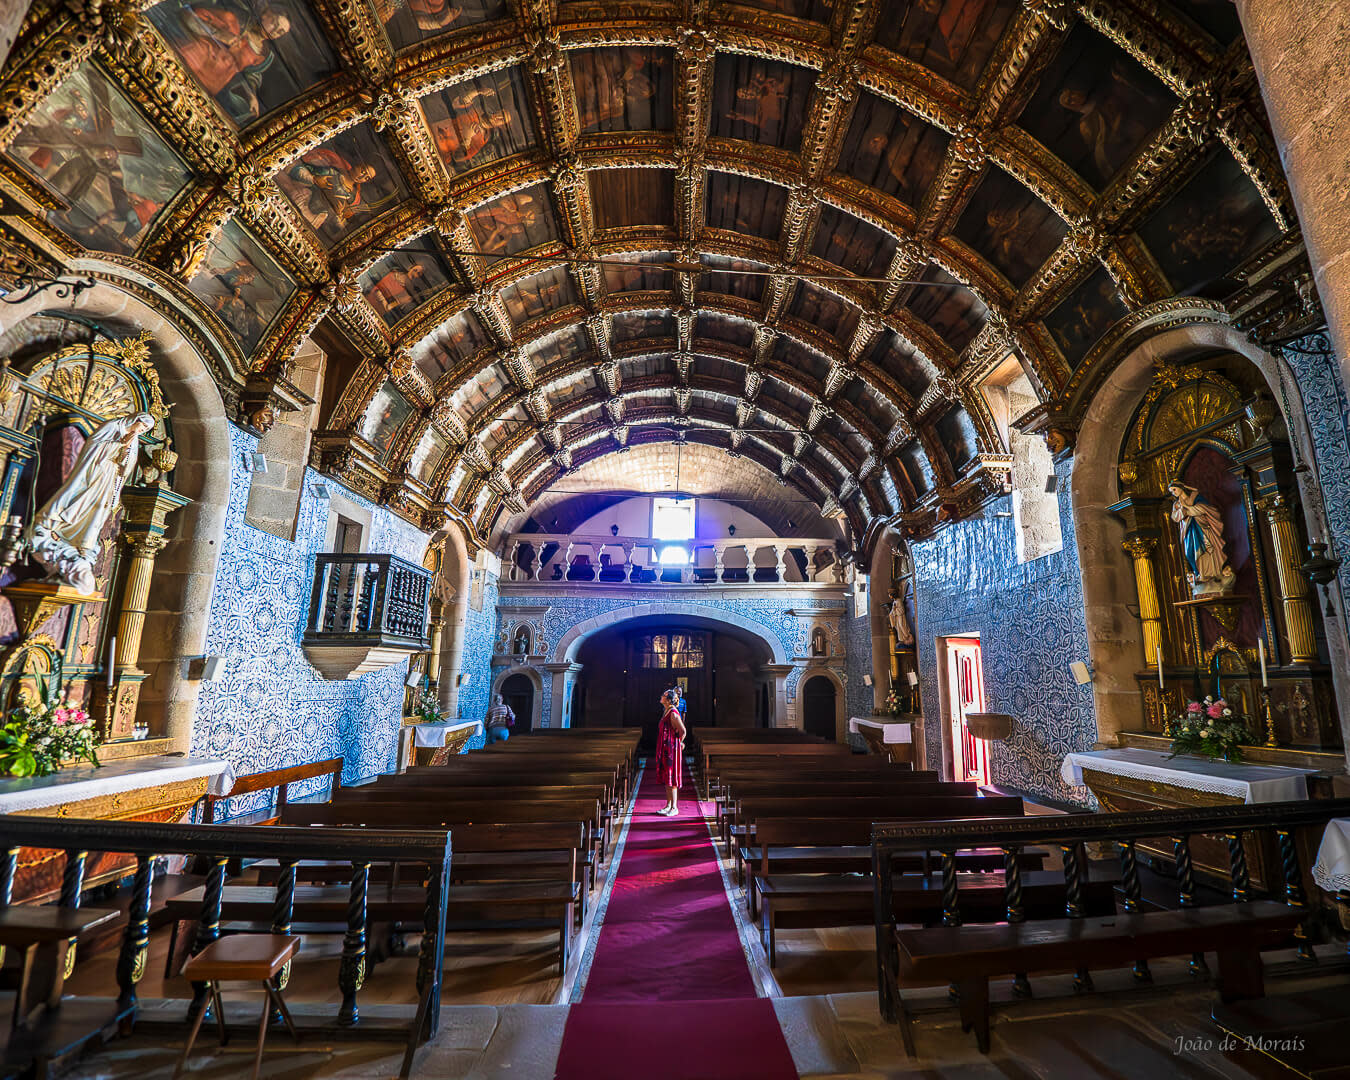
[802,675,836,741]
[501,673,535,733]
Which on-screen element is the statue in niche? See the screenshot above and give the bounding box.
[1168,479,1236,597]
[26,413,154,595]
[513,626,530,655]
[888,589,914,646]
[810,627,827,657]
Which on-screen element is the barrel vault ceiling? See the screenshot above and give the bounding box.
[0,0,1294,550]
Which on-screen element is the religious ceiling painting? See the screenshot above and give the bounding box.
[610,311,675,347]
[935,406,979,471]
[738,0,835,18]
[603,251,672,294]
[571,47,674,133]
[1136,152,1281,298]
[954,168,1068,287]
[866,330,935,403]
[360,239,454,327]
[699,255,767,302]
[1042,268,1130,368]
[709,55,814,151]
[1171,0,1244,43]
[811,207,897,279]
[903,266,988,355]
[499,266,579,328]
[148,0,339,128]
[1018,26,1174,191]
[416,309,492,382]
[527,325,589,371]
[837,93,950,209]
[189,218,296,353]
[771,338,831,385]
[874,0,1019,90]
[410,426,450,486]
[589,169,675,230]
[466,184,559,260]
[277,123,408,247]
[696,313,755,350]
[378,0,506,50]
[787,282,860,343]
[9,63,189,257]
[704,172,788,242]
[897,441,934,496]
[362,382,414,461]
[422,68,536,177]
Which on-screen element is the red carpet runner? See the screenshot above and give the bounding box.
[553,761,799,1079]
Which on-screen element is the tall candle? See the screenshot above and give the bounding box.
[1156,645,1164,690]
[107,636,116,689]
[1259,638,1268,688]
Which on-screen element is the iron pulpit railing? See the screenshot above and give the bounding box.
[302,554,431,680]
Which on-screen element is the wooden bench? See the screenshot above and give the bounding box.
[871,799,1350,1056]
[203,758,344,825]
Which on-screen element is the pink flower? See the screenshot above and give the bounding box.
[1187,702,1203,714]
[1206,702,1225,719]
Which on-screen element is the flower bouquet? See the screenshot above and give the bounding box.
[884,687,908,718]
[0,681,100,778]
[412,687,445,725]
[1165,696,1248,763]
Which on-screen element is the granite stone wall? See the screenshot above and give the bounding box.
[192,424,429,815]
[911,458,1097,805]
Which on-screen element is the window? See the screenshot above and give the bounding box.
[637,632,706,669]
[653,497,694,565]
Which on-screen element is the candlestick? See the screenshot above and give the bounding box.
[1262,688,1277,748]
[1156,645,1164,690]
[107,636,116,690]
[1258,638,1268,688]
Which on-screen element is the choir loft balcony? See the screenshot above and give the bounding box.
[302,553,431,680]
[501,533,845,589]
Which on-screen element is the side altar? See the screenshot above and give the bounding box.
[0,756,232,903]
[1063,747,1323,890]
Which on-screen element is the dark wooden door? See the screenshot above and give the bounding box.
[623,628,712,750]
[501,673,535,733]
[802,675,836,740]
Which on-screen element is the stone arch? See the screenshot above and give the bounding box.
[0,270,233,752]
[434,521,471,717]
[555,602,789,665]
[491,663,543,731]
[1069,317,1349,749]
[799,665,847,743]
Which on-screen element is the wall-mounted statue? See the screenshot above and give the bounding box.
[888,590,914,646]
[27,413,154,595]
[810,627,827,657]
[1167,479,1236,597]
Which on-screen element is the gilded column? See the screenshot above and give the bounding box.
[1122,535,1163,667]
[1258,493,1318,663]
[425,597,445,690]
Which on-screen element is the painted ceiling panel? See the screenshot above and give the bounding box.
[422,67,538,178]
[277,123,408,248]
[873,0,1019,91]
[380,0,508,50]
[954,168,1069,287]
[499,266,580,327]
[902,265,988,355]
[361,239,454,327]
[571,47,675,133]
[837,93,951,208]
[417,310,493,383]
[705,172,789,241]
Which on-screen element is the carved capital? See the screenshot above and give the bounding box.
[1256,492,1296,524]
[1122,535,1157,561]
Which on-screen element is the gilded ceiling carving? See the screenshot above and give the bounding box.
[0,0,1296,543]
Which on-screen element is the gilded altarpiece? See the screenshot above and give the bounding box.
[1110,359,1339,750]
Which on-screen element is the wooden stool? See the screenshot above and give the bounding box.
[174,935,301,1080]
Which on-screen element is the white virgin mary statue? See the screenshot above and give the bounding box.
[1168,479,1237,597]
[26,412,154,595]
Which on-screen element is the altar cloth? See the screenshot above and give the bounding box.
[0,755,233,815]
[409,719,484,748]
[848,717,913,744]
[1312,819,1350,892]
[1061,747,1317,805]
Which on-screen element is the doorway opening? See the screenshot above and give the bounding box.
[500,673,535,733]
[801,675,837,741]
[941,635,990,785]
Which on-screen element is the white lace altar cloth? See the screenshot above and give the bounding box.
[1061,748,1316,805]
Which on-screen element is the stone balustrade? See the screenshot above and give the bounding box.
[501,533,844,587]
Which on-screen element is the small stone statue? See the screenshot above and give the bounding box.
[26,412,154,595]
[1167,479,1236,597]
[887,590,914,646]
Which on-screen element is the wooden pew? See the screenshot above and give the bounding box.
[203,757,344,824]
[871,799,1350,1056]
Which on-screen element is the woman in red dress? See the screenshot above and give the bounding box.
[655,689,686,816]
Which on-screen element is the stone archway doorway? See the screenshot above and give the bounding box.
[500,673,535,733]
[802,675,837,740]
